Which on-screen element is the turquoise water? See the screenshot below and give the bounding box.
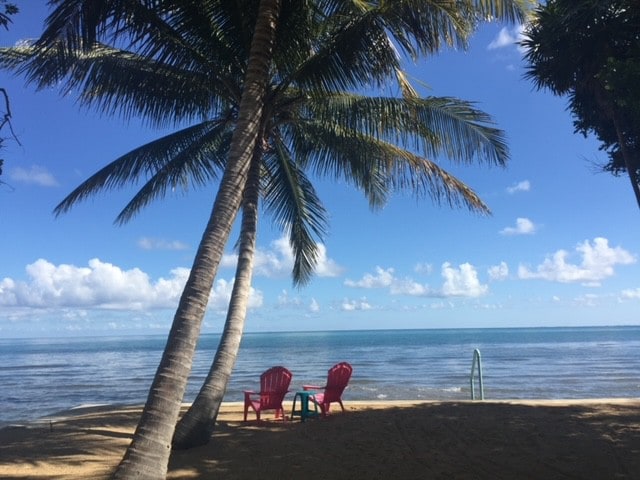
[1,326,640,425]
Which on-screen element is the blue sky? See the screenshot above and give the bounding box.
[1,5,639,338]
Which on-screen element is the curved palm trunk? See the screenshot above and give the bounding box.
[172,151,261,450]
[112,1,281,478]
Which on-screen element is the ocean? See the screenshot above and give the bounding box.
[1,326,640,426]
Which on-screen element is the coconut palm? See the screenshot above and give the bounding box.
[173,0,531,447]
[0,0,530,476]
[521,0,640,210]
[172,89,515,448]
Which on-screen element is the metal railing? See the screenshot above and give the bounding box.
[470,348,484,400]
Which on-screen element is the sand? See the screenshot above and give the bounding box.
[1,399,640,479]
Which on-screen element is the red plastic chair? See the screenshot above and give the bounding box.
[243,366,292,421]
[303,362,353,416]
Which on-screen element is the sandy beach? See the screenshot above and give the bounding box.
[1,399,640,479]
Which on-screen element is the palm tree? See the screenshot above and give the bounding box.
[521,0,640,210]
[173,0,531,448]
[172,90,514,448]
[0,0,530,476]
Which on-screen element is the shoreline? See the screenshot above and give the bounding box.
[5,396,640,429]
[2,398,639,479]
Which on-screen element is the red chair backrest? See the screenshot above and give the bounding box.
[259,366,292,408]
[323,362,352,402]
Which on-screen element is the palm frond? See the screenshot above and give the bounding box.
[262,139,329,286]
[302,93,509,166]
[286,10,401,93]
[0,43,239,126]
[54,120,229,218]
[115,126,233,224]
[286,117,491,214]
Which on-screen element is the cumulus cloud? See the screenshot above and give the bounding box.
[621,288,640,299]
[344,266,395,288]
[345,263,488,298]
[205,278,263,312]
[518,237,636,285]
[138,237,189,251]
[488,262,509,281]
[488,25,525,50]
[341,297,371,311]
[10,165,59,187]
[0,258,262,311]
[506,180,530,194]
[222,236,342,278]
[441,263,488,297]
[500,217,537,236]
[389,278,431,296]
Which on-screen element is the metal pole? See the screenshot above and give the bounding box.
[470,349,484,400]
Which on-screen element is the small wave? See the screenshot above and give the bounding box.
[70,403,110,411]
[0,364,68,371]
[441,387,462,393]
[358,386,381,392]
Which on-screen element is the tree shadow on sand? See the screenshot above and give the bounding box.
[1,402,639,479]
[167,402,640,480]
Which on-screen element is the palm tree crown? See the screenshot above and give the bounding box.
[1,0,518,282]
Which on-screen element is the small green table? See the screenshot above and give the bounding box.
[291,391,319,422]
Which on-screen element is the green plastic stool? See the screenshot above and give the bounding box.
[291,391,319,422]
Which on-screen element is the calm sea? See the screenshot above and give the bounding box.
[1,326,640,426]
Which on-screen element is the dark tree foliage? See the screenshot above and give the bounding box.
[0,1,18,186]
[521,0,640,210]
[0,1,17,30]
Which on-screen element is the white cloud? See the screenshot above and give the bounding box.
[574,293,598,308]
[206,278,263,312]
[346,263,487,298]
[10,165,59,187]
[344,266,432,296]
[309,298,320,312]
[314,243,344,277]
[506,180,530,194]
[389,278,431,296]
[621,288,640,300]
[222,236,342,278]
[518,237,636,285]
[488,25,525,50]
[441,263,488,297]
[429,301,454,310]
[344,266,395,288]
[341,297,371,311]
[276,289,302,308]
[414,262,433,275]
[500,217,537,236]
[488,262,509,281]
[138,237,189,251]
[0,258,262,311]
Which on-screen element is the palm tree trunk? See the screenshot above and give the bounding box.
[172,149,262,450]
[112,1,281,478]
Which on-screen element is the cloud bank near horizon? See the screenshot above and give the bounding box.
[0,237,636,324]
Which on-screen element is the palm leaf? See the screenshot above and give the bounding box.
[262,140,329,285]
[54,120,229,218]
